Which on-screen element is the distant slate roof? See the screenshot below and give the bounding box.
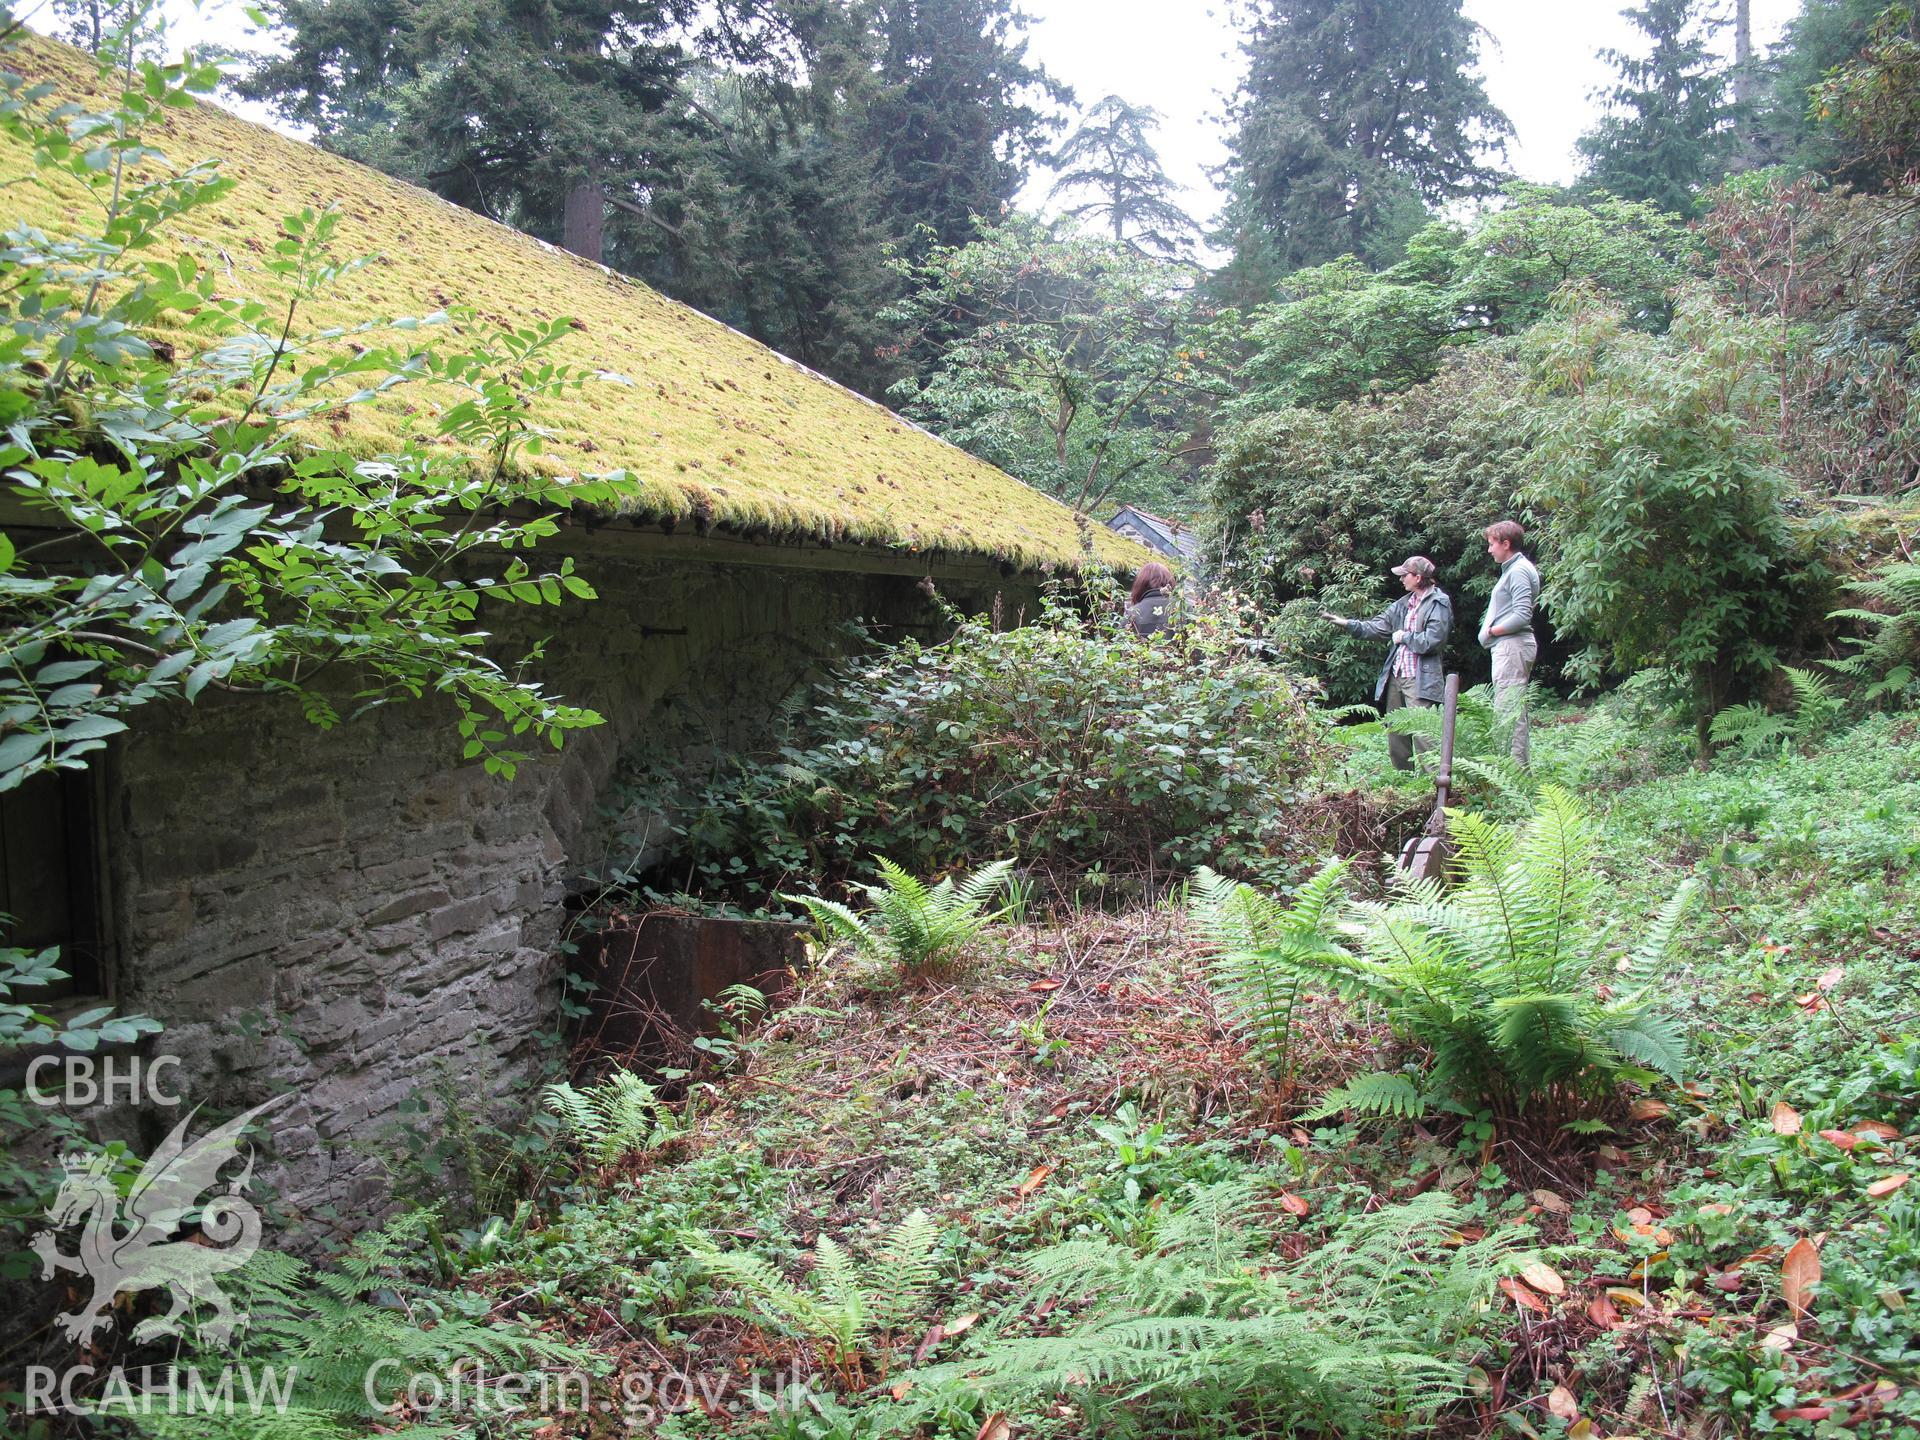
[1106,505,1200,564]
[5,37,1151,574]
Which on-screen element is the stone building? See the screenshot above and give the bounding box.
[2,37,1149,1221]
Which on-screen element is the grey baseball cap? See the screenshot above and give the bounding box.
[1391,555,1436,579]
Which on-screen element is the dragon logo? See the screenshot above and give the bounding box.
[31,1094,291,1346]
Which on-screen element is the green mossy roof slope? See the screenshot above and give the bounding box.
[5,37,1150,572]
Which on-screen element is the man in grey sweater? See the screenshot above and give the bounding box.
[1320,555,1452,771]
[1478,519,1542,765]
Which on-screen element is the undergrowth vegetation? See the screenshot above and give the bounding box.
[69,650,1917,1440]
[610,595,1329,909]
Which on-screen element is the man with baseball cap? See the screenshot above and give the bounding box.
[1320,555,1453,771]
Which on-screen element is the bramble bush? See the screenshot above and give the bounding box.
[613,594,1329,906]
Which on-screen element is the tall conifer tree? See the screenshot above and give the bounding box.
[1047,95,1199,257]
[1577,0,1736,216]
[1222,0,1510,276]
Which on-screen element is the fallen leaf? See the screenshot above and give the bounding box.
[1773,1404,1833,1421]
[890,1381,913,1400]
[1277,1191,1311,1218]
[1711,1269,1744,1292]
[1015,1165,1053,1198]
[1698,1202,1735,1217]
[1866,1173,1911,1199]
[1855,1120,1900,1141]
[1816,965,1844,992]
[1586,1293,1621,1327]
[1605,1286,1649,1310]
[1521,1261,1568,1297]
[974,1414,1010,1440]
[1499,1277,1550,1314]
[1568,1421,1596,1440]
[1630,1097,1670,1121]
[1783,1237,1821,1318]
[1771,1101,1804,1135]
[1819,1128,1860,1150]
[1547,1384,1580,1421]
[1531,1188,1570,1215]
[1026,980,1061,993]
[945,1312,979,1336]
[1761,1321,1799,1352]
[1795,991,1826,1012]
[1626,1205,1655,1226]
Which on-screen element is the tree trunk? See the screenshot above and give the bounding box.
[1733,0,1753,106]
[563,181,605,265]
[1732,0,1758,168]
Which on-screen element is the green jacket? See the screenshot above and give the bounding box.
[1346,587,1452,703]
[1478,553,1541,648]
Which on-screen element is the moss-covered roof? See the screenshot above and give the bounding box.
[4,37,1150,573]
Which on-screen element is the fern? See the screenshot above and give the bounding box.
[1190,863,1350,1089]
[129,1212,585,1439]
[1301,1071,1427,1122]
[1709,665,1843,757]
[543,1068,676,1167]
[903,1183,1539,1435]
[783,856,1016,978]
[1830,558,1920,701]
[687,1210,943,1377]
[1202,787,1693,1129]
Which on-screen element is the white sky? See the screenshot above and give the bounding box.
[1016,0,1802,229]
[35,0,1803,232]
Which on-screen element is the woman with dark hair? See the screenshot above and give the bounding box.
[1125,562,1176,637]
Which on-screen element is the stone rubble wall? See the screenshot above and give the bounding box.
[107,548,1011,1226]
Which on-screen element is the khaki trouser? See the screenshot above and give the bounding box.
[1383,674,1431,772]
[1491,633,1538,766]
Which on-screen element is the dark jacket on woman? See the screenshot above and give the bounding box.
[1125,588,1173,637]
[1344,586,1453,703]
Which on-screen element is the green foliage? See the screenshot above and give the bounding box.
[543,1069,679,1168]
[1207,345,1533,697]
[1753,0,1893,181]
[1,44,615,789]
[906,1183,1534,1435]
[126,1212,588,1439]
[1431,184,1701,336]
[1577,0,1735,217]
[620,598,1327,902]
[1830,556,1920,700]
[1226,255,1456,412]
[1189,862,1348,1091]
[687,1209,941,1378]
[1707,663,1845,755]
[1810,2,1920,188]
[1220,788,1692,1126]
[0,943,160,1275]
[883,215,1222,514]
[1524,287,1807,738]
[783,856,1016,978]
[1226,187,1697,418]
[241,0,1066,399]
[1222,0,1511,275]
